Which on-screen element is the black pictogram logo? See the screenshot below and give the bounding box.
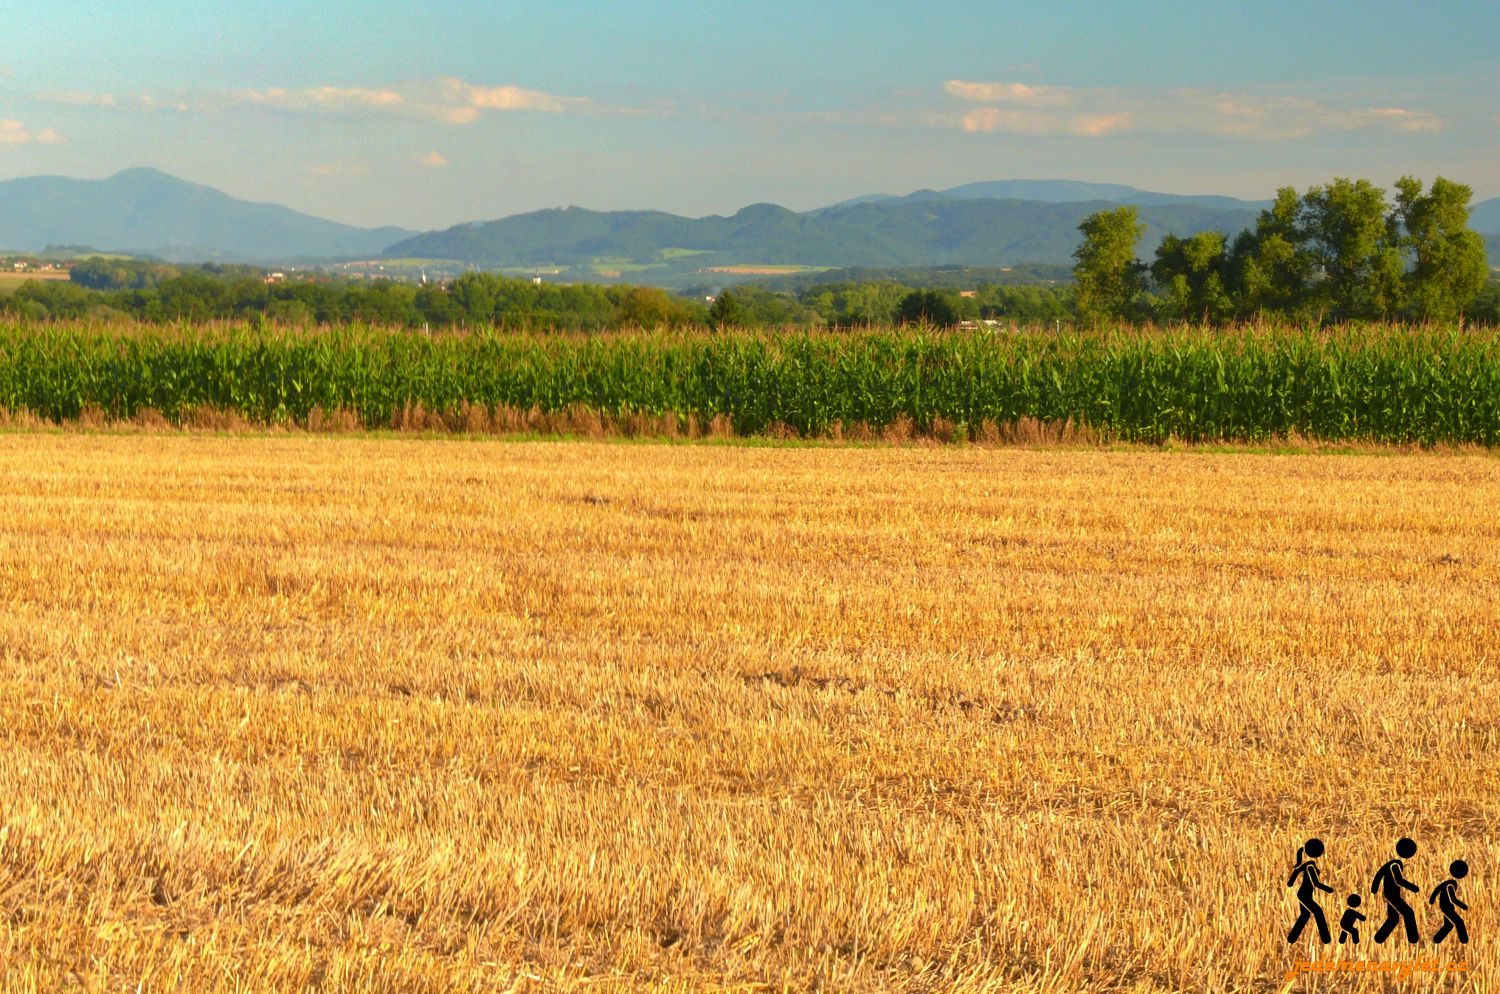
[1371,837,1421,943]
[1287,838,1334,944]
[1286,837,1471,946]
[1431,860,1470,945]
[1338,894,1364,944]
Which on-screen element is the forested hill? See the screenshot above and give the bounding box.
[0,168,414,262]
[382,198,1261,269]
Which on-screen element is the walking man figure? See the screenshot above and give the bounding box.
[1372,838,1421,944]
[1430,860,1470,945]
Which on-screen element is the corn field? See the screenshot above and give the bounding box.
[2,320,1499,444]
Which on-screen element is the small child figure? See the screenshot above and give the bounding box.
[1339,894,1366,944]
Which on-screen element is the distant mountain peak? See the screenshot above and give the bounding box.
[0,169,415,262]
[732,202,795,220]
[111,166,176,180]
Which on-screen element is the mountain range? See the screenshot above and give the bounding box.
[0,168,1495,278]
[0,168,413,262]
[382,194,1266,272]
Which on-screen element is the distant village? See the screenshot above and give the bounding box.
[0,252,468,288]
[3,255,71,275]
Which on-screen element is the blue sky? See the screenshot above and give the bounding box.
[1,1,1496,229]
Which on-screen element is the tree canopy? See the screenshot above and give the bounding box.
[1394,176,1491,321]
[896,289,959,327]
[1107,175,1492,324]
[1072,206,1147,324]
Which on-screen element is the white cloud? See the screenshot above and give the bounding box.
[417,151,449,168]
[428,77,585,122]
[35,90,119,107]
[944,80,1074,107]
[1071,113,1135,137]
[186,77,592,124]
[959,107,1132,137]
[1341,107,1444,133]
[27,76,600,125]
[944,79,1445,140]
[232,85,405,114]
[0,119,61,145]
[31,90,190,112]
[135,94,192,112]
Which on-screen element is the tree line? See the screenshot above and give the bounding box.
[2,272,703,329]
[1,267,1078,329]
[1073,176,1495,325]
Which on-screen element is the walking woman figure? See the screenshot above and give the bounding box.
[1372,837,1421,944]
[1430,860,1470,945]
[1287,838,1334,944]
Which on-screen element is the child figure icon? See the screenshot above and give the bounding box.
[1338,894,1365,944]
[1430,860,1470,945]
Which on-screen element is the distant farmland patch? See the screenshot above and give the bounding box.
[703,264,826,275]
[0,271,70,295]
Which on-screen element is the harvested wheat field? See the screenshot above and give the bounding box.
[0,434,1496,993]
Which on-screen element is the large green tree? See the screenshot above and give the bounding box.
[896,289,959,327]
[1393,176,1490,321]
[804,282,908,327]
[1072,206,1146,324]
[612,286,697,328]
[707,290,747,328]
[1298,177,1405,319]
[1231,187,1316,319]
[446,272,499,323]
[1151,230,1232,323]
